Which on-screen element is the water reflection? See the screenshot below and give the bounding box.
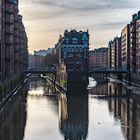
[0,86,27,140]
[90,81,130,97]
[59,93,88,140]
[0,76,140,140]
[28,75,56,96]
[109,94,140,140]
[89,81,140,140]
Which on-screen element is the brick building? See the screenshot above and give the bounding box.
[0,0,28,81]
[130,11,140,72]
[108,37,121,69]
[89,47,108,69]
[0,0,28,103]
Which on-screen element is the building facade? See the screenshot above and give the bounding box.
[34,48,53,56]
[28,54,46,69]
[0,0,28,104]
[108,37,121,69]
[56,29,89,91]
[121,25,130,71]
[130,11,140,72]
[89,47,108,69]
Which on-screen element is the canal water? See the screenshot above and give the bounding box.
[0,75,140,140]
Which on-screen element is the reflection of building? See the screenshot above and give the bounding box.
[0,86,27,140]
[59,94,89,140]
[108,92,140,140]
[90,82,108,95]
[107,82,128,97]
[28,76,45,90]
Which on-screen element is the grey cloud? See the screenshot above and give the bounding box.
[96,21,127,30]
[19,0,140,51]
[22,0,140,22]
[33,0,139,11]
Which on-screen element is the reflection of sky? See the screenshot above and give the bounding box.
[23,77,139,140]
[19,0,140,53]
[88,97,125,140]
[24,92,62,140]
[28,88,44,96]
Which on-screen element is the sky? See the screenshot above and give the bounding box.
[19,0,140,53]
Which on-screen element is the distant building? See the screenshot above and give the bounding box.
[34,48,53,56]
[121,25,130,71]
[28,53,46,69]
[108,37,121,69]
[89,47,108,69]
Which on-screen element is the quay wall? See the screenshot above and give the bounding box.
[0,74,27,109]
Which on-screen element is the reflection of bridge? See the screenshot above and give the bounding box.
[89,67,129,74]
[25,69,56,74]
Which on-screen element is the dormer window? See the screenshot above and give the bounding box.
[72,38,78,44]
[66,38,69,44]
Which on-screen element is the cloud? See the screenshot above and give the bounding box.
[19,0,140,52]
[33,0,139,10]
[20,0,140,21]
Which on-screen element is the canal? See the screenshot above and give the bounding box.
[0,75,140,140]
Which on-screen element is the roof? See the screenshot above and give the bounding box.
[60,29,89,45]
[90,47,108,54]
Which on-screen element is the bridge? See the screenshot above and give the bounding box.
[89,67,129,74]
[25,69,56,74]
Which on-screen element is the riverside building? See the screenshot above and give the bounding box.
[130,11,140,72]
[89,47,108,69]
[56,29,89,91]
[0,0,28,105]
[108,37,121,69]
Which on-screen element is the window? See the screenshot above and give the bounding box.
[66,38,69,44]
[72,38,78,44]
